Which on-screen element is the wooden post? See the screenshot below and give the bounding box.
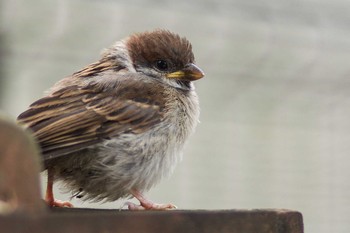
[0,115,45,215]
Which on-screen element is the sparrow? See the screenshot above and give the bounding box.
[17,29,204,210]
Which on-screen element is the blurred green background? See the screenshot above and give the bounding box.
[1,0,350,232]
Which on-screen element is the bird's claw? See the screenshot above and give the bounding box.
[48,199,74,208]
[125,201,177,210]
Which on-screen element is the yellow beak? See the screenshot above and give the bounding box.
[166,63,205,81]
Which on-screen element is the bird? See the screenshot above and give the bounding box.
[17,29,204,210]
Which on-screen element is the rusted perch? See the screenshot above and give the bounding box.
[0,116,304,233]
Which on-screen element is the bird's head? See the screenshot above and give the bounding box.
[123,30,204,89]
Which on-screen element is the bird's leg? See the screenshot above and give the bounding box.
[126,189,176,210]
[45,169,73,208]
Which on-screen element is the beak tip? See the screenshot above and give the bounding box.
[186,63,205,81]
[166,63,205,81]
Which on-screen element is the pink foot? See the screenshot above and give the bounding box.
[45,169,73,208]
[127,190,177,210]
[49,199,74,208]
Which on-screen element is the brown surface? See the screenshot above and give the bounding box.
[0,116,45,215]
[0,208,303,233]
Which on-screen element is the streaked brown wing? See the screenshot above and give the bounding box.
[17,77,164,161]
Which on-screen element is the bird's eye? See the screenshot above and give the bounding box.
[155,60,169,71]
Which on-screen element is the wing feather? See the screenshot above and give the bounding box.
[17,75,165,161]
